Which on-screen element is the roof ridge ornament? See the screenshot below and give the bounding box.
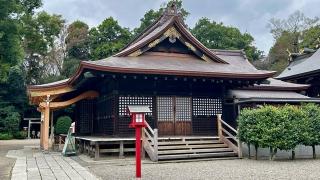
[166,1,178,16]
[159,1,186,27]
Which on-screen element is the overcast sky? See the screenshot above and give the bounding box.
[42,0,320,54]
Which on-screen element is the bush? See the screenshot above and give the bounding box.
[238,104,306,160]
[0,106,21,134]
[55,116,72,135]
[301,103,320,159]
[276,105,305,159]
[0,133,13,140]
[238,108,262,159]
[13,131,27,139]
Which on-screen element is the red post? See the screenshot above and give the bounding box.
[135,127,141,178]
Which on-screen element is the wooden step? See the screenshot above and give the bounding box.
[158,152,237,160]
[158,136,219,141]
[158,148,233,155]
[157,140,221,146]
[158,143,228,150]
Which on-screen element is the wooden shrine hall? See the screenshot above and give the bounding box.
[27,4,316,161]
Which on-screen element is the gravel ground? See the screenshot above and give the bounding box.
[0,139,39,180]
[87,158,320,180]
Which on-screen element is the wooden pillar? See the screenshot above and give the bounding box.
[40,111,44,149]
[94,142,100,160]
[119,141,124,158]
[43,106,50,151]
[49,110,54,149]
[27,120,31,139]
[217,114,223,140]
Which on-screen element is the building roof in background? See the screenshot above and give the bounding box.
[277,48,320,80]
[242,78,310,91]
[228,89,320,103]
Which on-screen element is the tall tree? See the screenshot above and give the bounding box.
[268,32,295,73]
[0,0,41,82]
[301,25,320,49]
[23,11,65,84]
[65,20,90,60]
[268,11,319,52]
[62,20,90,78]
[89,17,131,60]
[133,0,189,36]
[191,18,262,61]
[264,11,320,73]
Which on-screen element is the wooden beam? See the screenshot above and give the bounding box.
[29,86,74,97]
[39,91,99,110]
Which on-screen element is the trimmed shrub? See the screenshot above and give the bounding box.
[0,133,13,140]
[238,104,306,160]
[301,103,320,159]
[13,131,28,139]
[276,105,305,159]
[238,108,262,159]
[255,105,282,160]
[55,116,72,135]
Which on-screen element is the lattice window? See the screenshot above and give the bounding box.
[118,96,153,116]
[76,99,95,135]
[157,97,174,122]
[192,98,222,116]
[176,97,192,122]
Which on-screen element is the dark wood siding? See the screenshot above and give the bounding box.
[75,99,96,135]
[95,94,116,135]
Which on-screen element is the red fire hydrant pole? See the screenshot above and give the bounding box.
[135,126,141,178]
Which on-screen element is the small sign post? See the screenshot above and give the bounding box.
[127,105,151,179]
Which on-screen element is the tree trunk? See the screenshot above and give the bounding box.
[312,145,316,159]
[270,148,277,161]
[255,145,258,160]
[292,149,295,160]
[272,148,277,161]
[248,143,251,159]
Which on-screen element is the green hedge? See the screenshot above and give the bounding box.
[55,116,72,135]
[0,133,14,140]
[238,104,320,160]
[13,131,27,139]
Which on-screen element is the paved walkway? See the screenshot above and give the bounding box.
[0,139,40,180]
[7,146,99,180]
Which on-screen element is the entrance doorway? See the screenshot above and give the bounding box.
[157,96,192,136]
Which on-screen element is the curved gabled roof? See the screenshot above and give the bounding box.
[28,51,275,91]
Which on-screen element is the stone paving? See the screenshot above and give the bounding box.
[7,146,99,180]
[0,139,40,180]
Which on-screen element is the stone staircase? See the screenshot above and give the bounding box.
[156,137,238,161]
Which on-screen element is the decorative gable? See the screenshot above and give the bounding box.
[115,4,228,64]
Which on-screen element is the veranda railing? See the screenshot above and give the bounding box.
[142,121,158,161]
[217,114,243,158]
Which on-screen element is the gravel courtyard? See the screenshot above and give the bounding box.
[86,157,320,180]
